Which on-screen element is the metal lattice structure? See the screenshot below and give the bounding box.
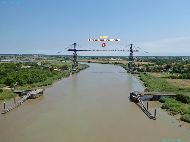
[72,43,78,71]
[67,43,140,72]
[128,44,134,72]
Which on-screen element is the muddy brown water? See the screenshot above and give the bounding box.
[0,63,190,142]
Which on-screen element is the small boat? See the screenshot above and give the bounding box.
[129,91,142,103]
[28,89,44,99]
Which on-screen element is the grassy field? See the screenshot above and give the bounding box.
[150,73,190,89]
[150,72,171,78]
[139,73,190,93]
[80,59,151,65]
[166,79,190,89]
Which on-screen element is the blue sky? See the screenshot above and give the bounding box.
[0,0,190,56]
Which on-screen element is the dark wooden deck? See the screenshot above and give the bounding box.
[1,89,44,114]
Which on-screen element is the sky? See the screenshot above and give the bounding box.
[0,0,190,56]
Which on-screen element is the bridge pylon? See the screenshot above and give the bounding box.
[72,43,78,71]
[128,44,135,72]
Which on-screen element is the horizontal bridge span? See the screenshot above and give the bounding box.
[68,49,139,52]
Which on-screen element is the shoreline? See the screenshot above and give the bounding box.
[0,64,89,113]
[132,73,146,91]
[0,64,89,101]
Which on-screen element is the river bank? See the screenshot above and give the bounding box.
[0,62,89,100]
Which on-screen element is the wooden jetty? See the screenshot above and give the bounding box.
[130,91,156,120]
[143,92,176,96]
[1,89,44,114]
[131,91,176,102]
[142,92,176,101]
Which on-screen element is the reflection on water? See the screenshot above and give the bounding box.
[0,63,190,142]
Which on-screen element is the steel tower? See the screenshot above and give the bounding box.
[72,43,78,70]
[128,44,134,72]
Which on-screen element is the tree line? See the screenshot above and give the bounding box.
[0,62,71,87]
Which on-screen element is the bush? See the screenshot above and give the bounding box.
[161,97,190,114]
[181,114,190,123]
[5,76,16,86]
[0,91,14,100]
[159,97,169,103]
[182,105,190,115]
[175,94,190,104]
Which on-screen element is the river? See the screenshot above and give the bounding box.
[0,63,190,142]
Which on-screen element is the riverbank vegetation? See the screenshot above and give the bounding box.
[160,94,190,123]
[139,73,190,93]
[0,90,14,100]
[0,56,89,100]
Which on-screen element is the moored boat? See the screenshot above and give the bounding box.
[28,89,44,99]
[129,91,142,103]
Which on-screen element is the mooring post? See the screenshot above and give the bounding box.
[154,109,157,118]
[146,102,149,110]
[3,101,6,110]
